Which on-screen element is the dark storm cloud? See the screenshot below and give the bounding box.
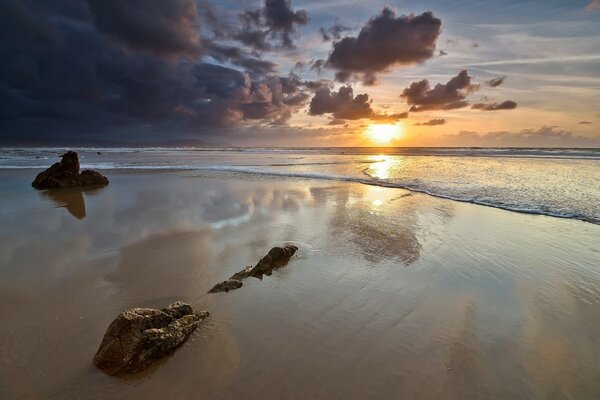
[0,0,313,144]
[415,118,446,126]
[485,76,506,87]
[326,8,441,85]
[204,41,278,77]
[401,70,477,112]
[471,101,517,111]
[87,0,202,58]
[198,1,229,38]
[234,0,308,51]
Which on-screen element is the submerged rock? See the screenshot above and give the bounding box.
[93,301,208,375]
[32,151,109,189]
[208,245,298,294]
[208,279,243,293]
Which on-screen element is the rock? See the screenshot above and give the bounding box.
[93,302,208,375]
[230,266,253,281]
[96,151,102,155]
[249,245,298,277]
[208,279,243,293]
[32,151,109,189]
[208,245,298,294]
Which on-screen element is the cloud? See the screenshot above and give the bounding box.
[310,59,326,73]
[319,23,352,42]
[87,0,202,58]
[402,70,516,112]
[370,112,409,123]
[485,76,506,87]
[0,0,317,144]
[578,121,592,124]
[308,86,408,122]
[586,1,600,11]
[234,0,308,50]
[415,118,445,126]
[441,126,600,148]
[471,101,517,111]
[188,64,311,125]
[204,41,278,77]
[309,86,373,120]
[401,70,476,112]
[326,8,441,85]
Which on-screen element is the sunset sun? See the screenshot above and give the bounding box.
[367,124,403,145]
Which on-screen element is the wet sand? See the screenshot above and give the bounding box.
[1,169,600,399]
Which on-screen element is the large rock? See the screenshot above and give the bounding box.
[32,151,108,189]
[93,301,208,375]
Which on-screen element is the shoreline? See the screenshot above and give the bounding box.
[2,166,598,225]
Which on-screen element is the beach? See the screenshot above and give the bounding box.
[1,150,600,399]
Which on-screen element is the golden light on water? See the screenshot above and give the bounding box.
[368,155,395,179]
[366,123,403,145]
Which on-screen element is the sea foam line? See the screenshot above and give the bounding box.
[1,162,597,224]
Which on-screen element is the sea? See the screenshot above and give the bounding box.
[1,147,599,224]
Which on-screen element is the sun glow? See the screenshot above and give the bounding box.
[367,124,403,144]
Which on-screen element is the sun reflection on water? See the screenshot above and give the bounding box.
[368,155,397,180]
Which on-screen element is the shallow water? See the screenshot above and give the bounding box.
[1,169,600,399]
[2,147,600,223]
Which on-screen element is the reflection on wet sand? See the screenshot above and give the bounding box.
[1,170,600,399]
[311,184,422,265]
[40,186,106,219]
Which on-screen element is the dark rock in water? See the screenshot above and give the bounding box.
[208,245,298,294]
[32,151,109,189]
[93,301,208,375]
[208,279,243,293]
[96,151,102,155]
[249,245,298,277]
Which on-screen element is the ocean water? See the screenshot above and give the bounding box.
[2,147,600,224]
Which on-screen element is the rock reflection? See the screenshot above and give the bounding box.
[40,186,106,219]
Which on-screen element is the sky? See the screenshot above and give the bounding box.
[1,0,599,147]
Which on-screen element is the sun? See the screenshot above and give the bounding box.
[367,124,403,145]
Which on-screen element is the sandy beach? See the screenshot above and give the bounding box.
[1,168,599,399]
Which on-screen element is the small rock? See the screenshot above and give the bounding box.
[249,245,298,277]
[32,151,109,189]
[208,245,298,294]
[230,266,253,280]
[93,302,208,375]
[208,279,243,293]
